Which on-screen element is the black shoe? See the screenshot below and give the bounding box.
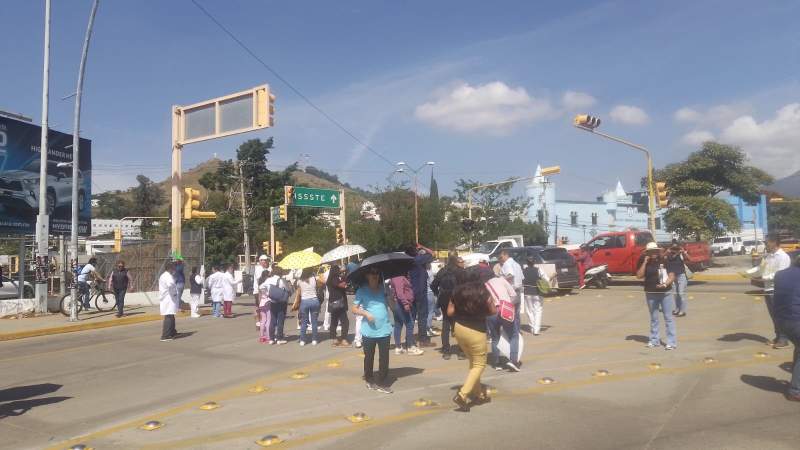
[376,385,393,394]
[773,341,790,349]
[672,310,679,316]
[442,352,452,360]
[457,353,466,360]
[452,393,470,412]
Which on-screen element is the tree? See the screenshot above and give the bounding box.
[653,142,773,240]
[131,175,164,216]
[453,178,533,244]
[769,201,800,238]
[92,190,130,219]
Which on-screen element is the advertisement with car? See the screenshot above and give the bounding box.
[0,116,91,236]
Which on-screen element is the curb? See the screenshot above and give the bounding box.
[691,273,745,282]
[0,313,180,342]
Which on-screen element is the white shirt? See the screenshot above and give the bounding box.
[158,271,178,315]
[762,249,792,292]
[207,272,224,303]
[78,263,95,283]
[253,264,271,294]
[222,272,238,301]
[501,258,524,290]
[297,277,318,300]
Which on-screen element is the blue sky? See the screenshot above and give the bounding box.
[2,0,799,200]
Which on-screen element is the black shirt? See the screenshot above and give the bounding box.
[522,266,540,296]
[327,274,347,303]
[638,255,672,293]
[666,254,685,276]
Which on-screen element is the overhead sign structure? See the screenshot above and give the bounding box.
[0,115,92,236]
[289,186,341,208]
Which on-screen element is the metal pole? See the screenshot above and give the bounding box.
[340,189,347,244]
[269,208,275,261]
[554,215,559,246]
[237,160,251,274]
[414,174,419,244]
[467,190,473,249]
[170,107,182,257]
[35,0,52,314]
[69,0,99,321]
[18,239,25,299]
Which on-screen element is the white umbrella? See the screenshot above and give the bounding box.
[321,244,367,264]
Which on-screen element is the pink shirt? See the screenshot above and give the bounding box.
[485,277,518,305]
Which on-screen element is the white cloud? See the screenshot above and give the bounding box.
[674,107,701,123]
[681,130,715,147]
[719,103,800,177]
[561,90,596,110]
[609,105,649,125]
[673,103,750,127]
[414,81,555,134]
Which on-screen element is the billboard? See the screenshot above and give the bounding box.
[0,116,91,236]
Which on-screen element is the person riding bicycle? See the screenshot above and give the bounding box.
[78,257,105,310]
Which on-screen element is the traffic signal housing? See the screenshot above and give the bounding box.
[275,241,283,256]
[335,227,344,244]
[278,204,288,221]
[183,188,217,220]
[114,228,122,253]
[262,241,270,252]
[574,114,602,130]
[284,186,294,205]
[655,182,669,208]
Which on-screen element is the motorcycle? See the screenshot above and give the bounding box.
[583,264,610,289]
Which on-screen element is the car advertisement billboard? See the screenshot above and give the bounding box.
[0,116,91,236]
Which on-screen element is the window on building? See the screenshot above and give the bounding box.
[591,212,598,225]
[570,211,578,226]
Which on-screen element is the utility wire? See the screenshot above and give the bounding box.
[190,0,396,168]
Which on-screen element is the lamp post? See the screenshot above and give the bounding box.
[573,115,657,235]
[394,161,435,244]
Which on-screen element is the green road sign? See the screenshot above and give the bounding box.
[271,206,283,224]
[291,186,341,208]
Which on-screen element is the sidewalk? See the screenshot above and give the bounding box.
[0,305,176,341]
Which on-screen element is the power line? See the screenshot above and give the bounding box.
[190,0,396,168]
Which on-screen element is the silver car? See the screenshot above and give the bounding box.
[0,160,86,215]
[0,275,34,299]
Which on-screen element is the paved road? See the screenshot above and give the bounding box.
[1,280,798,449]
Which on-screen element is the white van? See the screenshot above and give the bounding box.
[711,235,744,256]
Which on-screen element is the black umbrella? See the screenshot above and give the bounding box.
[346,252,414,285]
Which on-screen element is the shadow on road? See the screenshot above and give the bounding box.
[0,383,71,419]
[780,362,793,373]
[386,367,424,386]
[718,333,770,344]
[625,335,649,344]
[173,331,197,340]
[740,374,789,394]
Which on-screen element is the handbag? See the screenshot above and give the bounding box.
[329,297,346,312]
[537,278,552,295]
[268,282,289,303]
[486,280,515,322]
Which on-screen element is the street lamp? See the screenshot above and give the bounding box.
[574,114,657,234]
[394,161,435,244]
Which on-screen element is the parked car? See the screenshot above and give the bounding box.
[0,275,34,299]
[0,160,86,215]
[494,246,579,292]
[711,235,744,256]
[742,239,766,254]
[462,235,524,267]
[780,238,800,253]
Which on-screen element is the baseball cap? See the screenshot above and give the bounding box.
[259,255,268,261]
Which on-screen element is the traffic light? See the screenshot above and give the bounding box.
[574,114,601,130]
[262,241,270,252]
[268,92,276,127]
[275,241,283,256]
[113,228,122,253]
[279,204,288,221]
[335,227,344,244]
[284,185,294,205]
[540,165,561,176]
[655,181,669,208]
[461,219,476,232]
[183,188,217,220]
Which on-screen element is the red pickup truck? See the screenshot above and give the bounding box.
[571,230,711,275]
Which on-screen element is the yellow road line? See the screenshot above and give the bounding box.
[0,313,164,342]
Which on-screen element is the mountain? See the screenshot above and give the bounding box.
[769,171,800,198]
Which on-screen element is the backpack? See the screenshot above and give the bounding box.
[432,267,458,308]
[268,279,290,303]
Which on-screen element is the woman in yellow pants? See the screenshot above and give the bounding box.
[448,277,497,412]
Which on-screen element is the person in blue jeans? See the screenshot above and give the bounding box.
[389,275,423,355]
[773,254,800,402]
[485,272,522,371]
[637,243,677,350]
[667,244,690,316]
[294,268,321,346]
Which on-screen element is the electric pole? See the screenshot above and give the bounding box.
[237,161,251,275]
[35,0,52,314]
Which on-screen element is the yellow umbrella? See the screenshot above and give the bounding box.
[277,250,322,270]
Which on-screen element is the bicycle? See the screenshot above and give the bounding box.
[60,283,115,316]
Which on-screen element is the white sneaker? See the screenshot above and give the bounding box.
[191,313,201,318]
[354,341,362,348]
[395,347,405,355]
[311,340,318,346]
[407,346,424,356]
[323,326,330,332]
[299,341,306,346]
[256,322,261,327]
[276,340,287,345]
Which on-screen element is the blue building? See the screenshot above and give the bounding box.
[525,165,768,245]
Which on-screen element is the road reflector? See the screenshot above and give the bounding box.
[69,445,93,450]
[326,360,342,368]
[648,363,662,370]
[720,296,727,300]
[755,352,768,358]
[347,412,370,423]
[555,296,562,299]
[593,369,610,377]
[626,295,634,299]
[248,385,269,393]
[486,386,498,395]
[596,294,603,298]
[139,420,163,431]
[199,401,220,410]
[688,296,695,300]
[703,357,717,364]
[753,296,763,301]
[290,371,309,380]
[545,298,553,303]
[413,398,437,407]
[256,435,283,447]
[538,377,556,385]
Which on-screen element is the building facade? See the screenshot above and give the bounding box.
[91,219,142,237]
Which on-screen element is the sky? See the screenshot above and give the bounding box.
[1,0,799,201]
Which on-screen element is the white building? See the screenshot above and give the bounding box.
[91,219,142,237]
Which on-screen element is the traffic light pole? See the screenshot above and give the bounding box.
[269,208,275,262]
[575,125,656,235]
[35,0,52,314]
[339,190,347,245]
[171,107,183,257]
[237,161,251,275]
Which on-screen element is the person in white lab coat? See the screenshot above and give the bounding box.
[222,264,241,318]
[159,261,179,341]
[207,266,224,318]
[188,266,204,318]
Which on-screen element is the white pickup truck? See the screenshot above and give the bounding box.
[461,235,524,267]
[711,235,744,256]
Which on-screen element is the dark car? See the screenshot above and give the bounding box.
[492,246,579,292]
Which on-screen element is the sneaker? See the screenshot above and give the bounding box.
[395,347,405,355]
[160,337,174,342]
[407,346,424,356]
[365,382,377,391]
[785,392,800,402]
[299,341,306,347]
[259,337,268,343]
[457,353,466,360]
[256,322,261,327]
[323,326,330,332]
[270,340,276,345]
[505,361,521,372]
[375,385,393,394]
[427,328,441,337]
[311,340,318,346]
[354,341,362,348]
[276,340,287,345]
[442,352,452,360]
[665,345,676,351]
[452,393,470,412]
[191,313,201,318]
[419,341,436,348]
[646,342,659,348]
[533,331,540,336]
[494,365,504,371]
[773,341,790,349]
